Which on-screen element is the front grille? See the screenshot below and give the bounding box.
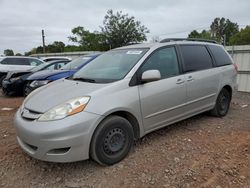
[21,108,42,120]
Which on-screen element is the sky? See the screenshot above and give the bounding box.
[0,0,249,54]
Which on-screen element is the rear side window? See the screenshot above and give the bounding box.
[0,58,29,65]
[208,45,233,66]
[180,45,213,72]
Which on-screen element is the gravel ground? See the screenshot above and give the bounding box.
[0,92,249,188]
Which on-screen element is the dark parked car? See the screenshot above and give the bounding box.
[2,60,70,96]
[24,54,100,96]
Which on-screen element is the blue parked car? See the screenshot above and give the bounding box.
[24,54,100,96]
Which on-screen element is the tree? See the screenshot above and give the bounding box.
[68,26,109,51]
[229,26,250,45]
[188,30,200,38]
[188,30,212,40]
[101,10,149,48]
[15,53,22,56]
[47,41,65,53]
[4,49,14,56]
[210,17,239,45]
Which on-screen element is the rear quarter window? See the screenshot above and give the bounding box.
[180,45,213,72]
[208,45,233,66]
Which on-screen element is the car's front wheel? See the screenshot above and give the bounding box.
[90,115,134,165]
[210,88,231,117]
[0,75,6,87]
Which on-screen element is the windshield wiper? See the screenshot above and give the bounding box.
[72,77,96,83]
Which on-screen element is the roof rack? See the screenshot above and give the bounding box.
[160,38,218,44]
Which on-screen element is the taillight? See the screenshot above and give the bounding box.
[233,63,238,72]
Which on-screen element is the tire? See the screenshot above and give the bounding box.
[0,75,6,88]
[2,86,9,96]
[210,88,231,117]
[23,82,29,96]
[90,115,134,166]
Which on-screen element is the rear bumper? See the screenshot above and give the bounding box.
[14,108,102,162]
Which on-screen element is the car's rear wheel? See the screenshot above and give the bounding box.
[210,88,231,117]
[90,115,134,166]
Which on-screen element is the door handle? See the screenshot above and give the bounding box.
[187,76,194,82]
[176,78,185,84]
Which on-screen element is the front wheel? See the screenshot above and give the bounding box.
[90,116,134,166]
[210,88,231,117]
[0,75,6,88]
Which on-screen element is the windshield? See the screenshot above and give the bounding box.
[73,48,148,83]
[61,56,91,70]
[30,63,48,72]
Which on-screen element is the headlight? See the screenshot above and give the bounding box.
[10,77,20,82]
[30,80,50,87]
[38,97,90,121]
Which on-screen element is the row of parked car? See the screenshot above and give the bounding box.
[3,38,237,166]
[0,55,100,96]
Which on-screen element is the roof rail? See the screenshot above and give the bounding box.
[160,38,218,44]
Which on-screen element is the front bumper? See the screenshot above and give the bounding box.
[24,84,39,96]
[2,79,24,95]
[14,108,102,162]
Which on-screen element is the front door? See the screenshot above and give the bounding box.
[138,46,187,132]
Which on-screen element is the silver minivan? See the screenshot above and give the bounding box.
[14,39,237,165]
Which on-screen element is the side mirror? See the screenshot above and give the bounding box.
[141,70,161,83]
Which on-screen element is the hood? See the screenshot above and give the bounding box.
[24,79,108,113]
[6,70,31,79]
[26,69,70,80]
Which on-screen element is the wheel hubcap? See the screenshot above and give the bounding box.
[103,128,126,155]
[219,94,229,112]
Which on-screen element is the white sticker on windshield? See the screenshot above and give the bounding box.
[126,50,142,55]
[82,57,91,60]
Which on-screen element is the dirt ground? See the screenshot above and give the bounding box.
[0,92,249,188]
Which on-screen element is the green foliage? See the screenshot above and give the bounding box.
[188,30,212,40]
[68,26,109,51]
[4,49,14,56]
[229,26,250,45]
[188,17,239,45]
[64,45,84,52]
[210,17,239,45]
[47,41,65,53]
[101,10,149,48]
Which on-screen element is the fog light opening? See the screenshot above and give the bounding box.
[47,147,71,155]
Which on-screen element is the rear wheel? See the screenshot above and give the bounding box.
[90,116,134,166]
[210,88,231,117]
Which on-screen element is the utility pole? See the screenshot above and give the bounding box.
[223,34,226,46]
[42,29,46,53]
